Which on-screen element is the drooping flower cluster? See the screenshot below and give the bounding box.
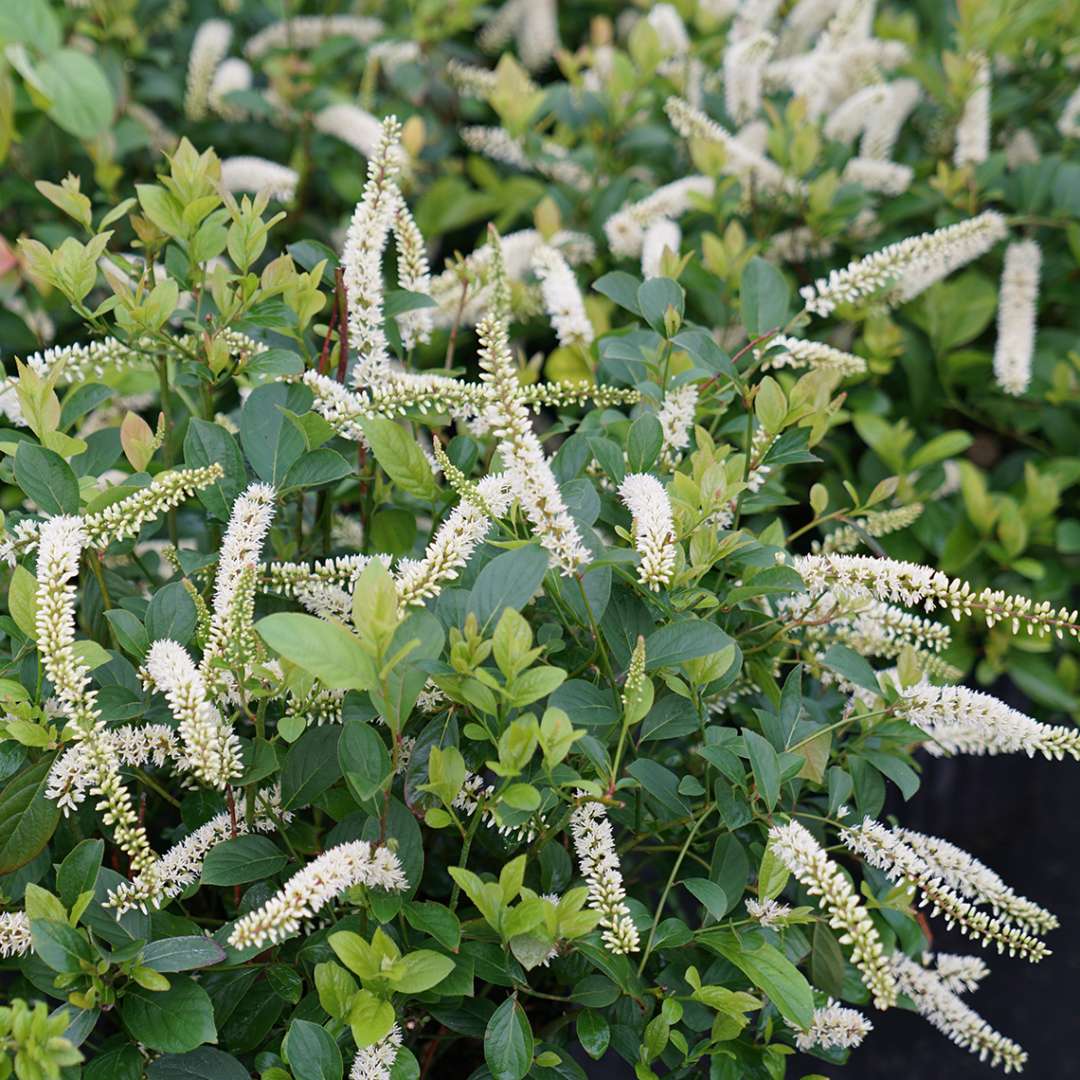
[768,819,897,1008]
[350,1025,403,1080]
[798,212,1009,316]
[569,797,640,955]
[618,473,677,590]
[794,999,872,1052]
[894,681,1080,760]
[890,953,1027,1072]
[993,240,1041,396]
[792,553,1080,640]
[228,840,409,949]
[842,819,1051,962]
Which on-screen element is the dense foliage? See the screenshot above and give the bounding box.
[0,1,1079,1079]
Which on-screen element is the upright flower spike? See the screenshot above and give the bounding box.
[841,819,1050,962]
[619,473,677,590]
[993,240,1041,396]
[657,383,699,469]
[768,819,897,1008]
[185,19,233,121]
[798,212,1008,316]
[531,244,594,347]
[228,841,408,949]
[569,797,640,955]
[208,57,252,120]
[954,54,991,167]
[792,552,1080,640]
[794,1000,873,1052]
[723,30,776,125]
[36,517,158,878]
[392,202,433,349]
[343,115,404,387]
[476,230,590,576]
[143,640,242,788]
[350,1025,403,1080]
[890,953,1027,1072]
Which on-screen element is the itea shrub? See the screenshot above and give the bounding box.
[0,116,1077,1080]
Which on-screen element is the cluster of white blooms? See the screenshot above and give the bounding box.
[395,476,512,605]
[954,54,991,166]
[859,80,921,160]
[730,0,782,40]
[993,240,1041,395]
[618,474,677,590]
[569,798,640,954]
[480,0,559,71]
[931,952,991,995]
[604,176,714,259]
[46,724,180,815]
[452,772,547,845]
[265,554,380,599]
[350,1024,403,1080]
[792,552,1080,640]
[657,384,699,468]
[799,212,1009,316]
[896,829,1058,936]
[108,786,288,915]
[825,84,893,143]
[228,840,408,948]
[314,103,384,160]
[768,819,897,1008]
[244,15,383,59]
[185,19,233,120]
[144,640,242,789]
[1004,128,1041,170]
[36,518,158,878]
[895,680,1080,760]
[208,58,252,120]
[0,911,32,958]
[392,203,434,349]
[890,953,1027,1072]
[647,3,691,55]
[220,157,298,202]
[759,335,867,377]
[724,31,776,125]
[477,240,590,575]
[842,819,1050,962]
[1059,84,1080,138]
[843,157,914,195]
[342,116,404,386]
[817,503,924,554]
[641,218,682,279]
[794,999,873,1052]
[776,0,838,56]
[202,483,276,686]
[665,96,803,197]
[531,244,594,347]
[769,225,836,263]
[461,126,590,190]
[446,59,500,99]
[745,896,792,927]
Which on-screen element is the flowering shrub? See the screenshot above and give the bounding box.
[0,1,1079,1079]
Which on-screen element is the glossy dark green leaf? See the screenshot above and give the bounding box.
[280,725,344,810]
[142,937,227,973]
[0,760,60,873]
[283,1019,343,1080]
[484,997,534,1080]
[183,420,247,521]
[201,835,288,885]
[121,976,217,1054]
[14,443,79,515]
[739,256,789,336]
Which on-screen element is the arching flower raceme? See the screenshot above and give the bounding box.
[531,244,594,347]
[619,473,677,590]
[185,19,233,121]
[604,176,714,258]
[954,53,991,167]
[843,157,913,195]
[569,798,640,955]
[993,240,1041,396]
[931,952,991,995]
[723,30,776,125]
[758,335,867,377]
[314,103,385,160]
[244,15,383,59]
[817,503,924,553]
[890,953,1027,1072]
[220,157,298,202]
[228,841,408,948]
[769,819,897,1008]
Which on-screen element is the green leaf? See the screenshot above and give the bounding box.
[810,922,846,998]
[576,1010,610,1060]
[145,581,197,647]
[257,613,376,690]
[682,878,728,921]
[282,448,352,491]
[240,382,307,484]
[14,442,79,514]
[339,720,392,803]
[743,729,780,810]
[105,609,149,659]
[699,931,814,1029]
[469,543,549,631]
[37,50,115,138]
[740,257,789,336]
[57,839,104,909]
[183,420,246,521]
[360,417,438,500]
[348,990,395,1048]
[146,1048,250,1080]
[201,835,288,885]
[637,277,684,335]
[283,1019,343,1080]
[592,271,643,315]
[121,977,217,1054]
[819,644,880,694]
[142,937,228,973]
[30,918,95,973]
[315,962,357,1021]
[393,950,455,993]
[280,725,344,811]
[645,619,734,670]
[626,413,663,473]
[908,430,975,471]
[8,564,38,640]
[484,997,534,1080]
[0,0,60,51]
[0,759,60,873]
[403,902,461,952]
